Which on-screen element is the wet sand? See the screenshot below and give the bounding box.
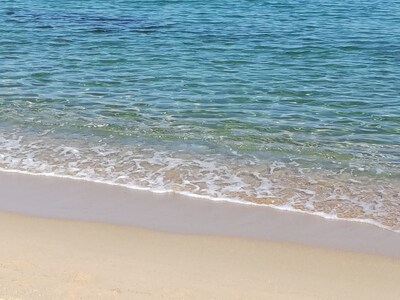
[0,171,399,257]
[1,171,400,299]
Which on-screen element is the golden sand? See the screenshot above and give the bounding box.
[1,212,400,300]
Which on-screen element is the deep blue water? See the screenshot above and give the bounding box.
[0,0,399,230]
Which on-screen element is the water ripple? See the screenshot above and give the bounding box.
[1,0,399,230]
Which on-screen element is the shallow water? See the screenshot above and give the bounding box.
[0,0,399,230]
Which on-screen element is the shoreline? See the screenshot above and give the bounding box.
[1,169,400,298]
[0,170,399,257]
[0,167,393,233]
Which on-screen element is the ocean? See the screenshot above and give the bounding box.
[0,0,399,231]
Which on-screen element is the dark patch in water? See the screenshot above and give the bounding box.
[3,8,164,33]
[5,9,15,16]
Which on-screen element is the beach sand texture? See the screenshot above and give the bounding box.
[1,212,400,300]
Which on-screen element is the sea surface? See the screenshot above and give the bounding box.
[1,0,399,231]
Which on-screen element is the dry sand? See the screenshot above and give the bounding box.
[1,212,400,300]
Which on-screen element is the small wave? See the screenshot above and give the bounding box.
[0,167,398,234]
[0,131,399,233]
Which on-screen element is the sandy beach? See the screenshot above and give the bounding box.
[0,171,400,299]
[2,1,400,298]
[1,211,400,300]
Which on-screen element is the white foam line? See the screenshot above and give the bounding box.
[0,167,398,234]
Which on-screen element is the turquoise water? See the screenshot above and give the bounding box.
[1,0,399,230]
